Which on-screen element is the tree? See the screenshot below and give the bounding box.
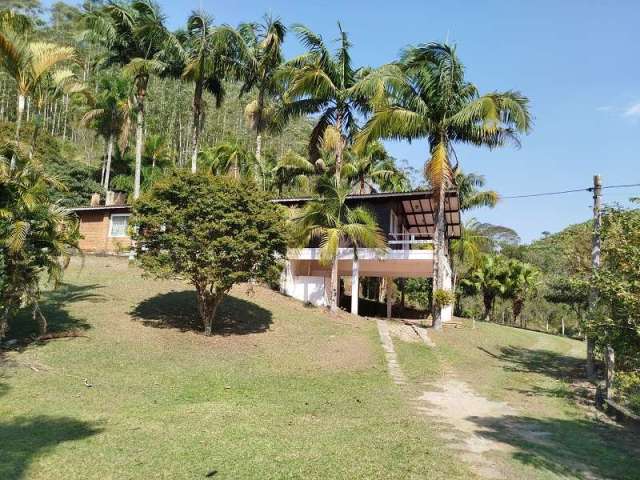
[455,170,499,211]
[283,23,371,181]
[461,255,509,321]
[356,43,530,329]
[591,208,640,369]
[545,275,589,335]
[503,259,539,325]
[85,0,176,199]
[291,176,386,312]
[0,155,79,338]
[272,149,318,195]
[143,133,171,170]
[239,15,287,164]
[181,12,241,173]
[131,171,287,335]
[342,141,409,194]
[81,72,131,190]
[0,21,75,166]
[201,141,256,179]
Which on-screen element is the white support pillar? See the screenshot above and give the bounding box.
[351,257,359,316]
[386,277,393,319]
[441,257,453,323]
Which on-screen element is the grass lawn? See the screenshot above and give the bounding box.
[395,321,640,479]
[0,256,470,480]
[2,256,638,479]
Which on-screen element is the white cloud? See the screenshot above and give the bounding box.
[624,102,640,117]
[596,105,613,112]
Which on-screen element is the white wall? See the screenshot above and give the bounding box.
[281,261,328,306]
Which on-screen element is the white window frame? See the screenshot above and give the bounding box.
[109,213,130,238]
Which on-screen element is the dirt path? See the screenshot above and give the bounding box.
[375,320,546,479]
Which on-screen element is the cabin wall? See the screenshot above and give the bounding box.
[76,211,131,254]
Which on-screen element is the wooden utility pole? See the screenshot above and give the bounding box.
[586,174,601,378]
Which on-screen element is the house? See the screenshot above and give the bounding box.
[70,188,461,321]
[274,190,461,321]
[72,202,132,255]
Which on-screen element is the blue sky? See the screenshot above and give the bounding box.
[45,0,640,242]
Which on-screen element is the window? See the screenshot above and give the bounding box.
[109,214,130,238]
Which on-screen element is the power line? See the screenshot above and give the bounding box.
[500,183,640,199]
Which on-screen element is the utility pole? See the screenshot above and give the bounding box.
[586,174,601,378]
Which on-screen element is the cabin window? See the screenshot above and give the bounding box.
[109,214,130,238]
[390,210,399,236]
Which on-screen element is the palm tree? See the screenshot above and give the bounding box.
[283,23,371,181]
[201,141,256,179]
[81,73,132,191]
[356,43,530,328]
[144,133,171,170]
[0,25,75,167]
[238,15,287,164]
[0,156,79,337]
[342,141,409,194]
[273,149,319,195]
[181,12,241,173]
[85,0,176,199]
[503,259,539,326]
[455,170,499,211]
[292,177,386,312]
[460,255,509,321]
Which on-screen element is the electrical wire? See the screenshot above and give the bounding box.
[500,183,640,199]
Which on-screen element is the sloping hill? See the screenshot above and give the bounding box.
[1,256,638,479]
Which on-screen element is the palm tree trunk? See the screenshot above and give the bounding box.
[334,113,344,182]
[330,256,339,313]
[190,80,203,174]
[431,186,446,329]
[11,94,25,169]
[256,133,262,163]
[104,132,114,191]
[134,107,144,199]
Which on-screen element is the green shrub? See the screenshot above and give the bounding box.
[613,371,640,415]
[433,289,455,308]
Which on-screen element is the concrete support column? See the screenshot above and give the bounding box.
[441,257,453,323]
[351,258,359,316]
[386,277,393,319]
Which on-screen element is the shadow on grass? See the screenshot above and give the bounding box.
[479,345,595,401]
[480,345,586,380]
[6,283,104,345]
[0,415,101,479]
[131,290,273,336]
[470,414,640,480]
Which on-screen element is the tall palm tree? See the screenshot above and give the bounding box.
[0,25,75,167]
[81,73,132,191]
[238,15,287,164]
[292,177,386,312]
[181,12,241,173]
[283,23,371,181]
[356,43,530,328]
[85,0,176,199]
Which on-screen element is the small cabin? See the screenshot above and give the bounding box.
[72,193,132,254]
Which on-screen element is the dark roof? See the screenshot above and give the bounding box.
[71,205,131,212]
[274,190,462,239]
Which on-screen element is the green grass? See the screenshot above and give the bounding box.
[3,257,639,479]
[395,321,640,480]
[1,257,470,480]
